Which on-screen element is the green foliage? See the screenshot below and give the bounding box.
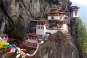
[75,17,87,54]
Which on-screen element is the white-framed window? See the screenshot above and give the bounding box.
[48,16,52,19]
[54,16,59,20]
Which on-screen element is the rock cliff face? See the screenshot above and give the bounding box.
[0,0,80,58]
[0,0,71,34]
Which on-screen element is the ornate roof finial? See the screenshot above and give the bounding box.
[50,5,61,12]
[52,5,58,8]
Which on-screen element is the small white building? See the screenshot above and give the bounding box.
[0,34,8,42]
[23,33,43,48]
[71,6,79,17]
[47,5,67,21]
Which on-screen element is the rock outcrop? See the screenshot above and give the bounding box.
[32,31,79,58]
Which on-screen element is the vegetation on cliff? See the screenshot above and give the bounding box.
[74,18,87,57]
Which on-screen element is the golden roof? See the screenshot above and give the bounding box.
[50,5,61,12]
[52,5,58,9]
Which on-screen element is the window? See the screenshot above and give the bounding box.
[48,16,52,19]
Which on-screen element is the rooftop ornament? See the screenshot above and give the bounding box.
[50,5,61,12]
